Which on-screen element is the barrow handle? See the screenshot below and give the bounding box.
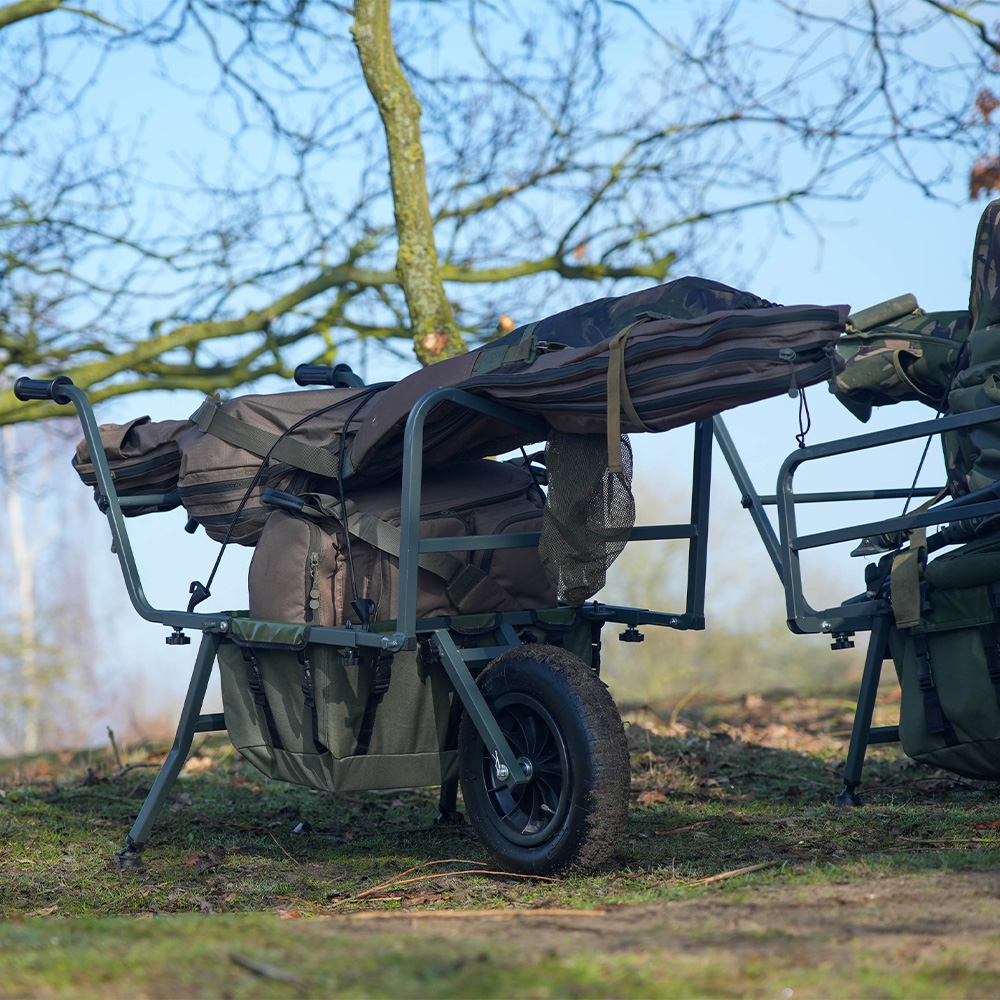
[294,363,365,388]
[13,375,75,404]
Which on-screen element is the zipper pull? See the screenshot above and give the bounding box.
[307,550,320,621]
[779,347,799,398]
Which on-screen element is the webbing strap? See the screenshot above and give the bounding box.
[606,321,651,474]
[301,494,515,613]
[913,634,959,746]
[353,651,393,756]
[297,649,328,755]
[890,525,926,629]
[984,583,1000,706]
[471,332,537,374]
[191,399,341,479]
[239,646,285,751]
[889,489,946,628]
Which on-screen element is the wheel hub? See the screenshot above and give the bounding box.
[491,752,535,782]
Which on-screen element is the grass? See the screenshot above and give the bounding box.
[2,687,1000,997]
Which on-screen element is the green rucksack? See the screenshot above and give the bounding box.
[888,534,1000,780]
[833,200,1000,781]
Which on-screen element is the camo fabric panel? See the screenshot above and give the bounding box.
[947,198,1000,496]
[492,275,778,352]
[969,198,1000,341]
[832,310,970,423]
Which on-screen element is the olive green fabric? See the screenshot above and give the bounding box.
[218,640,458,793]
[888,536,1000,780]
[890,617,1000,780]
[218,611,598,793]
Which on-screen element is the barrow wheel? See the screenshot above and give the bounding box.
[458,644,630,875]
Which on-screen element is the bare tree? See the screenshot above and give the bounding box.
[0,418,96,754]
[1,0,999,426]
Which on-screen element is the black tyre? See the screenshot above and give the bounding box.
[458,644,630,875]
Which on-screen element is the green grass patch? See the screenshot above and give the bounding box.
[2,691,1000,997]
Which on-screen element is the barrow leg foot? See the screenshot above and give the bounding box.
[435,778,463,825]
[834,785,864,808]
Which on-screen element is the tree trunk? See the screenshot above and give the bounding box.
[352,0,468,365]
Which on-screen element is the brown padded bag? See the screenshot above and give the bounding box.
[72,416,195,515]
[248,460,555,626]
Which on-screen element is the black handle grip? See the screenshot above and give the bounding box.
[294,363,365,388]
[13,375,75,404]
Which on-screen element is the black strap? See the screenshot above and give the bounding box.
[984,583,1000,706]
[913,634,959,747]
[240,646,285,751]
[297,649,328,754]
[353,651,393,757]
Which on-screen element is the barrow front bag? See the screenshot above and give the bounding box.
[217,610,598,793]
[247,459,555,627]
[216,623,458,792]
[177,385,385,544]
[72,385,386,544]
[888,533,1000,780]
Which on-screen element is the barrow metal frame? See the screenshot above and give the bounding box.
[12,376,715,855]
[14,373,1000,848]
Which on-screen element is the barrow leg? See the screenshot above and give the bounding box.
[835,613,894,808]
[119,632,224,858]
[435,779,462,825]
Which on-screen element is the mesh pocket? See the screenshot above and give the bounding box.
[538,431,635,605]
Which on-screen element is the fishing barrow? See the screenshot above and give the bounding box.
[15,358,1000,873]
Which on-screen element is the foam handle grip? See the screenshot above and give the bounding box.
[13,375,74,404]
[294,363,365,388]
[294,364,337,385]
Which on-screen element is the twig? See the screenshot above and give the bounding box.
[229,953,305,987]
[654,820,716,836]
[351,869,555,900]
[269,831,303,867]
[899,836,999,846]
[329,858,557,908]
[107,727,124,771]
[348,907,609,920]
[683,860,779,887]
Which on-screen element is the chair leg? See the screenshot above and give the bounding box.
[835,613,892,808]
[119,632,223,859]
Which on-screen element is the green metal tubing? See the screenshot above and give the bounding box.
[776,406,1000,633]
[839,614,894,799]
[397,388,548,639]
[685,420,713,624]
[757,487,942,506]
[794,497,1000,553]
[431,629,528,788]
[61,384,230,632]
[712,415,783,575]
[124,632,223,850]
